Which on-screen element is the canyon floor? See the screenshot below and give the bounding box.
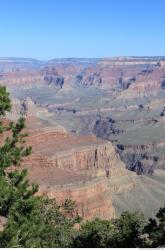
[0,56,165,219]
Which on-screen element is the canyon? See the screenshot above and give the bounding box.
[0,56,165,219]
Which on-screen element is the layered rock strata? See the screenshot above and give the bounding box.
[19,126,134,219]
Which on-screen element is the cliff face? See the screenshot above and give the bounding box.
[117,141,165,175]
[75,58,164,91]
[19,126,134,220]
[119,65,165,98]
[76,64,145,90]
[23,127,126,177]
[38,178,116,220]
[94,116,165,175]
[0,63,84,89]
[0,71,43,86]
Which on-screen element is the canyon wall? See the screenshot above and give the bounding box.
[19,125,134,220]
[23,127,126,177]
[38,178,116,220]
[1,57,165,96]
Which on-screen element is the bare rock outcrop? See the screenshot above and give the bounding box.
[76,58,159,90]
[23,128,126,177]
[41,66,64,88]
[0,70,43,87]
[18,126,134,220]
[117,141,165,175]
[119,65,165,98]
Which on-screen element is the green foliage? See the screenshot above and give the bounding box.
[112,211,146,247]
[144,207,165,247]
[72,212,146,248]
[0,86,33,217]
[72,218,114,247]
[0,169,38,217]
[0,118,32,175]
[0,86,11,132]
[0,196,79,247]
[0,86,11,117]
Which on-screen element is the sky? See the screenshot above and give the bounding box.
[0,0,165,59]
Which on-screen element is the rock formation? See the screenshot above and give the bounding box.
[18,126,134,219]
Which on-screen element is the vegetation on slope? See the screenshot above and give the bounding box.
[0,85,164,248]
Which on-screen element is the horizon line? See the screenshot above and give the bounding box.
[1,56,165,61]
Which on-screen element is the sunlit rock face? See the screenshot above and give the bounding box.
[18,126,134,220]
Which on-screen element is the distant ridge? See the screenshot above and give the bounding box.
[1,56,165,73]
[1,56,165,63]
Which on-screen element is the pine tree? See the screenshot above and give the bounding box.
[144,207,165,247]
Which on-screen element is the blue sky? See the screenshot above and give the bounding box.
[0,0,165,59]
